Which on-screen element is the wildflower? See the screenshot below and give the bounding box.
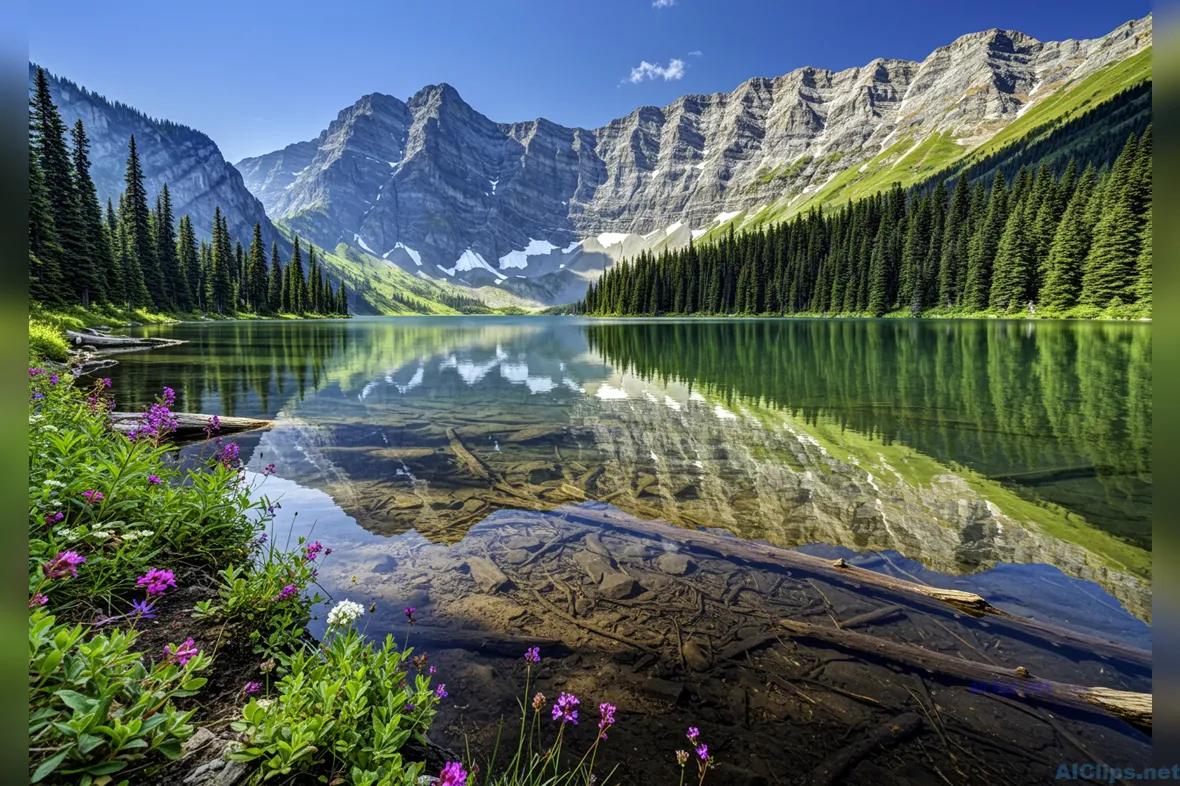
[436,683,448,698]
[31,392,44,399]
[137,568,176,596]
[676,750,689,767]
[263,463,276,476]
[216,440,240,467]
[165,638,199,666]
[552,692,579,725]
[44,551,86,580]
[90,530,113,541]
[50,374,59,384]
[532,692,546,712]
[324,547,333,555]
[303,541,324,561]
[148,474,162,485]
[260,659,276,673]
[437,762,468,786]
[525,646,541,664]
[327,599,365,627]
[30,367,44,376]
[430,665,437,675]
[102,378,112,388]
[244,681,261,695]
[44,512,64,526]
[597,702,617,740]
[43,479,65,488]
[29,593,48,609]
[686,727,700,744]
[404,703,415,712]
[274,585,298,602]
[207,415,221,433]
[696,744,709,761]
[162,387,176,406]
[81,490,104,504]
[129,598,157,619]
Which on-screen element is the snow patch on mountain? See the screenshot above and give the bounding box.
[498,239,559,270]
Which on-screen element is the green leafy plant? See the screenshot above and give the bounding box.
[28,608,211,784]
[231,620,439,785]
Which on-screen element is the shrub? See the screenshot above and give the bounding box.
[29,319,69,362]
[231,618,441,785]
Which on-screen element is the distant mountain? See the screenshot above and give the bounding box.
[30,64,280,250]
[236,15,1152,304]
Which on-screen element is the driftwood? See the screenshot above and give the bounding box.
[66,330,181,350]
[110,412,272,441]
[570,506,1151,669]
[778,618,1152,730]
[809,711,924,786]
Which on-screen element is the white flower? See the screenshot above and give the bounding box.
[58,528,83,541]
[91,530,112,540]
[135,529,153,537]
[43,480,65,488]
[327,600,365,628]
[41,425,58,433]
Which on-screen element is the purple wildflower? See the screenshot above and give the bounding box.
[404,606,416,625]
[44,512,64,526]
[29,593,48,609]
[598,702,617,740]
[148,474,162,485]
[686,727,700,744]
[44,551,86,580]
[324,547,333,556]
[404,703,415,712]
[552,692,580,725]
[263,463,276,476]
[437,762,468,786]
[436,683,448,698]
[29,368,44,377]
[430,665,437,675]
[32,393,44,400]
[165,638,199,666]
[49,374,59,385]
[275,584,298,601]
[303,541,323,561]
[525,646,541,664]
[216,440,240,468]
[696,744,709,762]
[129,598,157,619]
[102,378,112,388]
[244,681,261,695]
[81,490,104,504]
[137,568,176,596]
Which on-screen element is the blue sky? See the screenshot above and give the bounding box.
[28,0,1151,163]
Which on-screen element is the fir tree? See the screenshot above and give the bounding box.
[964,172,1008,311]
[154,185,182,310]
[245,223,267,313]
[176,215,200,313]
[69,120,110,305]
[122,136,160,308]
[267,242,283,313]
[1040,167,1097,311]
[28,146,64,303]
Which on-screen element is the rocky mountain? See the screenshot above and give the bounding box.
[237,15,1152,304]
[31,64,281,249]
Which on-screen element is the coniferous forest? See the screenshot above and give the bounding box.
[582,127,1152,319]
[28,67,348,319]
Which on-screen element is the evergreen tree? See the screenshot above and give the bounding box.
[1135,204,1152,306]
[117,192,150,307]
[964,172,1007,311]
[103,199,124,304]
[208,207,233,313]
[1040,167,1097,311]
[154,185,181,310]
[122,136,161,308]
[176,215,199,313]
[28,146,65,303]
[267,242,283,313]
[1081,135,1143,307]
[989,198,1033,311]
[69,120,110,305]
[245,223,267,313]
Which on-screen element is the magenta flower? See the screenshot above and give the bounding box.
[164,638,199,666]
[49,374,59,385]
[303,541,323,561]
[695,744,709,761]
[162,387,176,406]
[81,490,104,504]
[148,474,162,485]
[263,463,276,476]
[429,665,437,675]
[44,512,64,526]
[216,440,240,467]
[437,762,468,786]
[102,378,112,388]
[525,646,541,664]
[29,368,44,376]
[436,683,448,698]
[686,727,700,744]
[137,568,176,596]
[29,593,48,609]
[244,681,261,695]
[404,703,415,712]
[275,584,298,601]
[598,702,617,739]
[44,551,86,580]
[552,692,579,725]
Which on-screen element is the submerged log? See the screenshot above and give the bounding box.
[809,711,924,786]
[110,412,272,441]
[778,618,1152,730]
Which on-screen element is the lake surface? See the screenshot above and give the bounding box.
[109,317,1153,784]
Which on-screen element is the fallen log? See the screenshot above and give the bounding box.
[66,330,182,349]
[778,618,1152,731]
[809,712,924,786]
[567,506,1151,670]
[110,412,272,441]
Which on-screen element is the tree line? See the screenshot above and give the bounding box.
[28,67,348,318]
[582,127,1151,318]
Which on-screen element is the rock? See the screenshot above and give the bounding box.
[656,553,693,576]
[622,543,653,559]
[505,535,543,552]
[573,551,612,583]
[642,677,685,703]
[500,549,532,565]
[574,598,594,617]
[636,572,673,592]
[682,638,711,672]
[584,534,611,558]
[599,571,638,600]
[465,557,512,593]
[181,735,249,786]
[372,555,399,574]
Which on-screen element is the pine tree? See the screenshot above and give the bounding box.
[176,215,199,313]
[964,172,1007,311]
[154,185,181,310]
[208,207,233,313]
[1081,135,1143,308]
[103,199,124,304]
[246,224,268,312]
[267,242,283,313]
[122,136,160,308]
[31,67,90,305]
[117,192,150,307]
[69,120,110,305]
[198,240,212,312]
[307,246,320,313]
[28,146,65,303]
[1135,203,1151,307]
[867,223,888,316]
[286,238,306,313]
[989,198,1033,312]
[1040,166,1096,311]
[338,281,349,316]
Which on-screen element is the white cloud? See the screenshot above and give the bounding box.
[652,0,676,6]
[689,50,703,57]
[625,58,686,84]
